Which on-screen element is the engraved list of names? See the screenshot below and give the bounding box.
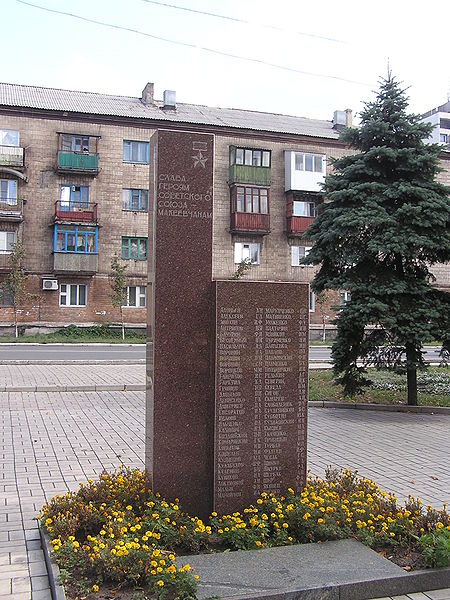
[214,281,309,514]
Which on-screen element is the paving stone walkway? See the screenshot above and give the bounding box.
[0,364,449,600]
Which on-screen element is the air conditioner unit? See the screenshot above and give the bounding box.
[42,279,58,291]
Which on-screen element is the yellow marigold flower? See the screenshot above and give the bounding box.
[282,523,288,529]
[257,499,263,505]
[126,505,132,511]
[156,580,164,587]
[436,522,444,530]
[255,540,262,547]
[317,518,324,524]
[99,530,106,536]
[92,584,99,593]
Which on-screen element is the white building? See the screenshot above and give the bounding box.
[421,100,450,145]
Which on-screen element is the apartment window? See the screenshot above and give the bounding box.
[123,285,146,307]
[294,153,324,173]
[233,186,268,214]
[339,290,352,305]
[123,140,149,163]
[54,225,97,253]
[0,283,13,307]
[121,237,147,260]
[309,291,315,313]
[440,134,448,143]
[122,189,149,212]
[0,130,19,147]
[61,134,89,153]
[59,283,87,307]
[293,200,315,217]
[0,180,17,205]
[0,231,16,254]
[230,146,271,167]
[291,246,312,266]
[60,185,89,209]
[234,242,260,265]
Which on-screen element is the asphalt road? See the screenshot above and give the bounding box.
[0,343,444,363]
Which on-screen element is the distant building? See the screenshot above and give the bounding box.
[0,82,448,337]
[421,100,450,145]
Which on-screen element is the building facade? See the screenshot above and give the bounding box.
[0,82,448,336]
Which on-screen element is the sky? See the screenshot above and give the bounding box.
[3,0,449,122]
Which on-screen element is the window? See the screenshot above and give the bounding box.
[339,290,351,305]
[60,185,89,209]
[234,242,260,265]
[0,231,16,254]
[61,134,90,153]
[121,237,147,260]
[0,130,19,147]
[0,283,13,307]
[440,134,448,143]
[294,153,324,173]
[230,146,271,167]
[0,180,17,205]
[309,291,315,313]
[123,140,149,163]
[59,284,87,307]
[54,225,97,253]
[233,186,268,214]
[293,200,315,217]
[291,246,312,266]
[122,189,149,212]
[123,286,146,307]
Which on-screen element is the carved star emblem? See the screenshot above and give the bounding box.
[192,150,207,168]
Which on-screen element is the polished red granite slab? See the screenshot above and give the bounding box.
[214,280,309,514]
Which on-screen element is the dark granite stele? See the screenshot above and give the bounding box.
[176,539,450,600]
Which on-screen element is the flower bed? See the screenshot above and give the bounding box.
[39,467,449,599]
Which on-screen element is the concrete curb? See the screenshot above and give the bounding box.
[309,400,450,415]
[39,527,66,600]
[0,359,146,365]
[1,384,146,393]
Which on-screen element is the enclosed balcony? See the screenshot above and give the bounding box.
[54,200,98,224]
[53,252,98,274]
[0,145,25,169]
[285,151,326,192]
[229,146,271,186]
[0,197,23,222]
[230,186,270,234]
[56,133,100,175]
[286,191,318,237]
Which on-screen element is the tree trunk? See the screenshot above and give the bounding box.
[322,316,326,342]
[14,306,18,339]
[405,343,418,406]
[120,307,125,341]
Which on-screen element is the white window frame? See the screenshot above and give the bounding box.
[291,246,312,267]
[0,180,17,205]
[309,291,315,313]
[234,242,260,265]
[123,140,149,164]
[123,285,146,308]
[0,130,19,147]
[293,200,315,217]
[294,153,324,173]
[59,283,87,307]
[339,290,351,305]
[0,231,16,254]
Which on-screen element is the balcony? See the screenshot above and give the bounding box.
[0,252,12,271]
[56,151,99,175]
[0,198,23,221]
[229,164,271,186]
[53,252,98,274]
[285,151,325,192]
[286,216,315,236]
[54,201,98,224]
[230,212,270,235]
[0,145,24,169]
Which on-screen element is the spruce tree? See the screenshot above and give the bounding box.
[304,75,450,405]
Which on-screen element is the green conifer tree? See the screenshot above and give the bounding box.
[109,254,127,340]
[304,75,450,405]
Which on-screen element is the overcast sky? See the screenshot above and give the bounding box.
[3,0,449,122]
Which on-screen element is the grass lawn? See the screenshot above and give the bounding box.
[0,325,146,344]
[309,366,450,407]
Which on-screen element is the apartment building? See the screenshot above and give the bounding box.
[0,82,448,336]
[421,100,450,146]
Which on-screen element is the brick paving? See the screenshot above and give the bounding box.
[0,364,449,599]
